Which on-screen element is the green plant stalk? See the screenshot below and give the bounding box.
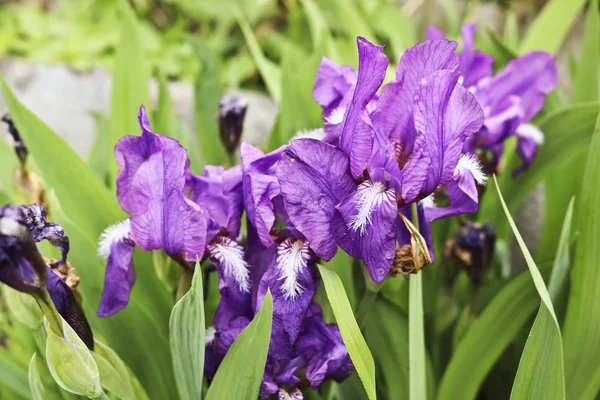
[176,268,194,302]
[356,264,381,329]
[409,202,426,400]
[31,288,63,337]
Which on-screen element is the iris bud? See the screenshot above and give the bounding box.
[449,222,496,285]
[218,95,248,156]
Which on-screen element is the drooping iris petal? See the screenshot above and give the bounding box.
[513,123,544,176]
[297,304,354,387]
[424,154,486,221]
[373,39,459,160]
[188,165,244,240]
[332,181,398,283]
[276,139,355,261]
[339,37,389,179]
[256,239,317,359]
[475,52,557,123]
[458,24,494,88]
[97,220,136,317]
[401,70,484,203]
[128,141,207,262]
[115,106,164,215]
[20,204,70,262]
[46,266,94,350]
[207,237,253,329]
[240,143,285,247]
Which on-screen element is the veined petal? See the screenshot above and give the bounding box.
[339,37,389,179]
[129,145,207,262]
[115,105,164,215]
[401,70,484,203]
[256,239,317,359]
[332,181,398,283]
[424,153,485,221]
[373,39,460,160]
[276,139,355,261]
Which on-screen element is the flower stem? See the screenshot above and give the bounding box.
[32,288,63,337]
[409,202,426,400]
[356,262,381,329]
[176,268,194,301]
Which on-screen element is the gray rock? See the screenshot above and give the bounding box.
[0,59,277,160]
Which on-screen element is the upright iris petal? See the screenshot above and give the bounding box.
[339,37,389,179]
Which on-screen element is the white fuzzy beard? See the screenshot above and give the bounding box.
[207,237,252,293]
[276,239,312,300]
[97,219,131,259]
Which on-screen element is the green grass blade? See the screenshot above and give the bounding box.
[88,112,110,185]
[318,264,376,400]
[438,272,540,400]
[170,264,205,400]
[572,0,599,103]
[409,273,426,400]
[0,349,29,399]
[519,0,587,54]
[205,290,273,400]
[234,8,282,103]
[563,110,600,399]
[107,2,150,186]
[496,176,566,400]
[548,198,575,300]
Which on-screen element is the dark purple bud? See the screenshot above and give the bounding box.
[46,263,94,350]
[0,205,47,293]
[451,222,496,285]
[218,95,248,155]
[1,113,28,166]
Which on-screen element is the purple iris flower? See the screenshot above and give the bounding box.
[279,37,485,282]
[428,24,558,174]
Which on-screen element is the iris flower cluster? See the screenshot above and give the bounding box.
[94,32,556,397]
[0,27,557,399]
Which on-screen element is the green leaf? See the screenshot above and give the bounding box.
[563,110,600,399]
[3,285,43,329]
[496,176,565,400]
[547,198,576,301]
[299,0,330,50]
[188,35,224,166]
[318,264,376,400]
[206,290,273,400]
[409,273,426,400]
[503,10,520,51]
[480,104,600,239]
[170,264,205,400]
[0,348,29,399]
[93,339,135,400]
[438,271,540,400]
[234,8,282,103]
[88,112,110,185]
[46,318,102,398]
[519,0,587,54]
[28,354,47,400]
[572,0,599,103]
[108,1,150,185]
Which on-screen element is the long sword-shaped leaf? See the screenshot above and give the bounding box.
[496,176,565,400]
[170,264,205,400]
[572,0,599,103]
[205,290,273,400]
[318,264,376,400]
[562,111,600,399]
[519,0,587,54]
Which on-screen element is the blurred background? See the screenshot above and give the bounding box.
[0,0,588,160]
